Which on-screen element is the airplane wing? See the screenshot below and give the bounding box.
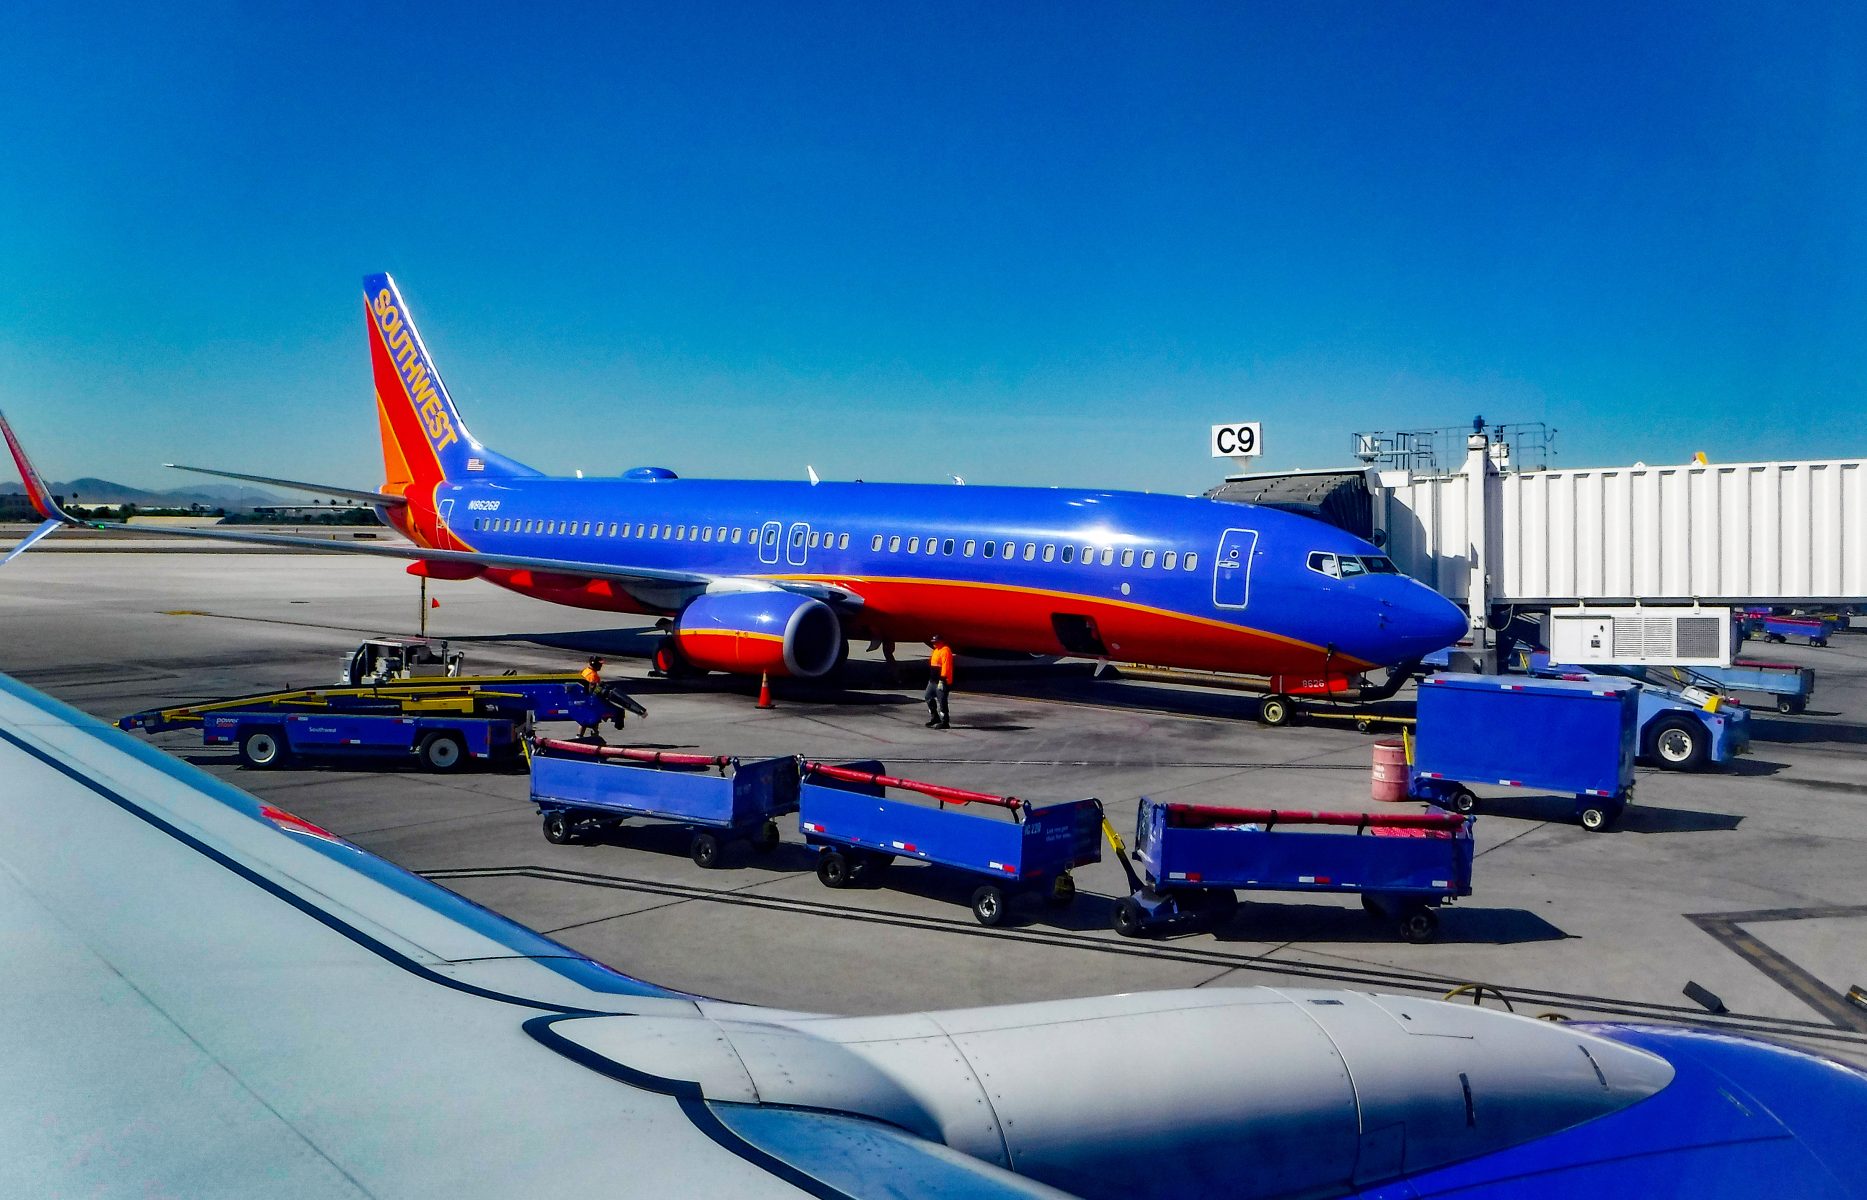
[0,671,1064,1198]
[0,411,862,611]
[3,677,1864,1197]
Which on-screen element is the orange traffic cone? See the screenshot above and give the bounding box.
[756,673,774,709]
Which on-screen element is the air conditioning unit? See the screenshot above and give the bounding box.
[1547,606,1733,668]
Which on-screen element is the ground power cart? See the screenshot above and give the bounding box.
[529,738,799,867]
[1411,674,1637,830]
[798,761,1102,926]
[1113,799,1474,942]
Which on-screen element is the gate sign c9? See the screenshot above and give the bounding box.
[1210,422,1262,458]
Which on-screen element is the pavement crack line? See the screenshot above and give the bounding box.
[420,864,1867,1052]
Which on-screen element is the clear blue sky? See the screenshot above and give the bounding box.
[2,3,1863,494]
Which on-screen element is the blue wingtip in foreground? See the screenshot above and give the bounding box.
[1,667,1865,1197]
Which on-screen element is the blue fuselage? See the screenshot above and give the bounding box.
[411,474,1467,676]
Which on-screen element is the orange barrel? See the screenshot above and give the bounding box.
[1371,739,1410,802]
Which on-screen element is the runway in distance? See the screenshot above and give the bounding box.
[2,274,1466,687]
[4,668,1866,1199]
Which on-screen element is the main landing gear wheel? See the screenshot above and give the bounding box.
[689,831,722,868]
[419,732,466,773]
[1397,907,1439,943]
[970,885,1007,927]
[1648,715,1707,772]
[1112,897,1147,938]
[816,851,852,889]
[542,811,574,845]
[238,729,286,769]
[1259,695,1294,727]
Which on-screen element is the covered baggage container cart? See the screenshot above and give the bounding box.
[798,760,1102,926]
[1115,799,1473,942]
[1410,674,1637,829]
[529,738,798,867]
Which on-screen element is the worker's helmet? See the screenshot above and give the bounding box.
[928,634,943,645]
[588,656,605,667]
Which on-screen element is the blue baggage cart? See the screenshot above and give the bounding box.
[798,760,1103,926]
[1741,609,1836,647]
[1410,673,1637,829]
[529,738,799,867]
[1114,798,1474,942]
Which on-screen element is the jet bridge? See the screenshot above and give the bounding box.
[1219,438,1866,661]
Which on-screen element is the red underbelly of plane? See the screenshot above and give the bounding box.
[822,578,1344,675]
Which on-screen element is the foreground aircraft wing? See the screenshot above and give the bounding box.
[0,672,1065,1198]
[4,678,1867,1197]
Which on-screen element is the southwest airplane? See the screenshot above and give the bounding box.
[1,273,1466,689]
[4,670,1866,1197]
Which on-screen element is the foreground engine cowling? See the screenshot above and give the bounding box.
[674,591,842,678]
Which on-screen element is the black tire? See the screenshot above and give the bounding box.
[690,831,722,868]
[1812,638,1828,648]
[971,885,1007,927]
[419,732,466,773]
[816,851,851,889]
[1398,907,1439,943]
[1647,715,1708,772]
[1259,695,1294,727]
[1112,897,1147,937]
[1776,696,1796,714]
[542,811,574,845]
[237,728,286,769]
[1446,786,1478,815]
[1355,718,1372,734]
[1579,806,1609,832]
[1045,873,1077,908]
[1361,893,1385,917]
[752,820,781,853]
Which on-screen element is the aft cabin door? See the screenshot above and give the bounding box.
[1213,528,1257,609]
[758,521,782,565]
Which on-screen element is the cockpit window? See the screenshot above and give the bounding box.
[1309,550,1399,578]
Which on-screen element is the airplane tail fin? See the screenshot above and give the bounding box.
[363,273,538,498]
[0,409,80,566]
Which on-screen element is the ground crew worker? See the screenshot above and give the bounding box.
[578,656,629,737]
[924,636,954,729]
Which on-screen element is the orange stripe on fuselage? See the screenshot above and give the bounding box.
[765,574,1368,675]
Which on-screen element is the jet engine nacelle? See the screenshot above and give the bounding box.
[674,591,842,678]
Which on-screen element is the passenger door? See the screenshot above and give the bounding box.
[758,521,782,565]
[1213,528,1258,609]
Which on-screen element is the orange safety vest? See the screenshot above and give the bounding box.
[580,666,601,687]
[929,644,954,683]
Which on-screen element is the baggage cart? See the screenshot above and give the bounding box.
[1741,610,1836,647]
[1114,798,1473,942]
[798,761,1102,926]
[529,738,798,867]
[1409,673,1637,829]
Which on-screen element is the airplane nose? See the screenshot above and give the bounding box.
[1395,585,1468,657]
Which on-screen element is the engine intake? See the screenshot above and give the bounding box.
[674,591,842,678]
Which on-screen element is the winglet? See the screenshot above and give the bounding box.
[0,410,76,523]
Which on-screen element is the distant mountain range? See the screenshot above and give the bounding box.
[1,476,289,510]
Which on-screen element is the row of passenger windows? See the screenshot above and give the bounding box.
[468,516,854,550]
[465,515,1200,572]
[869,533,1198,572]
